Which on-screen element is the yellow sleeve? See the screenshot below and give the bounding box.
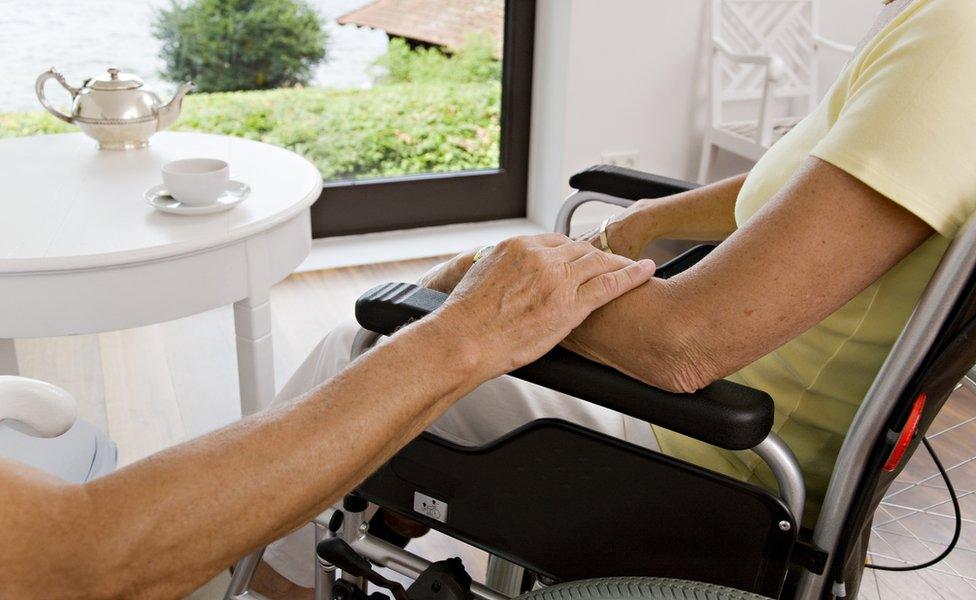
[811,0,976,239]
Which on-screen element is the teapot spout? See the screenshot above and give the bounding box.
[156,82,196,131]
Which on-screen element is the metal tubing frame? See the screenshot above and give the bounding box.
[753,434,805,522]
[224,547,269,600]
[794,212,976,599]
[347,530,509,600]
[315,521,336,600]
[485,555,526,596]
[553,191,637,236]
[340,507,369,590]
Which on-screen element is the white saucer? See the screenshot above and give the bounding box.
[145,180,250,215]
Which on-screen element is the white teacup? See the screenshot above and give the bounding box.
[162,158,230,205]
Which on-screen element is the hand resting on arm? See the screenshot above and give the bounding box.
[417,159,932,394]
[0,234,654,599]
[564,158,933,393]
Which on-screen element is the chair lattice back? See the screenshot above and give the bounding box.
[712,0,818,103]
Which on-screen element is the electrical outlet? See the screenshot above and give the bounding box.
[601,151,639,169]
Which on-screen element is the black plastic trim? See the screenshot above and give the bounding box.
[569,164,699,200]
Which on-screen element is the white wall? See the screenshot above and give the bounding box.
[526,0,880,229]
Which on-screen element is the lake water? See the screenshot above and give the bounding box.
[0,0,389,112]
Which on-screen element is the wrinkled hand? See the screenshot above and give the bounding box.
[436,233,655,380]
[417,250,476,294]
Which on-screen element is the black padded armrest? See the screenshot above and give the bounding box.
[569,164,699,200]
[355,283,773,451]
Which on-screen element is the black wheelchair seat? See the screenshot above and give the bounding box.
[358,418,795,597]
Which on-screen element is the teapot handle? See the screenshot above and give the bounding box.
[35,68,77,124]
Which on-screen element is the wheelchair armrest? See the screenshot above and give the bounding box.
[355,282,773,451]
[569,164,699,200]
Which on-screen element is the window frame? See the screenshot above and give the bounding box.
[310,0,536,238]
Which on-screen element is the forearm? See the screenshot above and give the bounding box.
[600,173,744,260]
[565,161,934,395]
[643,173,745,241]
[11,319,481,599]
[562,278,708,393]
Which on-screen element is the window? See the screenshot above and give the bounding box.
[314,0,535,236]
[0,0,535,237]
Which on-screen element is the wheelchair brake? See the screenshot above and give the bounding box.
[317,536,474,600]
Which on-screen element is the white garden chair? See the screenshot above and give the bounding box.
[698,0,854,183]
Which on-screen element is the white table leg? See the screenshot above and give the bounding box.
[0,338,18,375]
[234,292,274,416]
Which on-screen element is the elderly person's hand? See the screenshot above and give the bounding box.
[575,209,658,260]
[417,249,477,293]
[436,233,656,379]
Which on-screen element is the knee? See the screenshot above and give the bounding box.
[273,320,364,406]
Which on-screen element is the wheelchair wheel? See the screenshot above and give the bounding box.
[516,577,771,600]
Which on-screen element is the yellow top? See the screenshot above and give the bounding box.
[656,0,976,525]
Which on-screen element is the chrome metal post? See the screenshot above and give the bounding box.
[553,191,636,236]
[485,555,524,597]
[753,433,806,522]
[224,548,266,600]
[339,505,368,591]
[315,521,336,600]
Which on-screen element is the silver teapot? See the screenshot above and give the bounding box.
[35,67,195,150]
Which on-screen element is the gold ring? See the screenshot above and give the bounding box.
[473,245,494,263]
[598,217,614,254]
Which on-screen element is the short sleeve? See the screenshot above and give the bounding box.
[811,0,976,239]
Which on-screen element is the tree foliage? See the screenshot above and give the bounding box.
[154,0,327,92]
[377,35,501,84]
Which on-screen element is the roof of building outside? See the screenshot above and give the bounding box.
[337,0,504,56]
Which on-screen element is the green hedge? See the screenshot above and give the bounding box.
[0,81,500,181]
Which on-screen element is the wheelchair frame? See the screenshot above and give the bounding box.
[226,165,976,600]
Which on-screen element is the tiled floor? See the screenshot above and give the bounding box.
[861,387,976,599]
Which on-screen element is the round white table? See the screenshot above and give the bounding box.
[0,132,322,415]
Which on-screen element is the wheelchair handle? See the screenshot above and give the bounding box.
[355,282,775,451]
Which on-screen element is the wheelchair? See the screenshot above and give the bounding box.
[227,165,976,600]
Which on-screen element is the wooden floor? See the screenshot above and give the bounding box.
[11,258,976,599]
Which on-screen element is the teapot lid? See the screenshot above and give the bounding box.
[89,67,144,91]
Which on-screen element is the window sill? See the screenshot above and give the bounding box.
[297,218,547,272]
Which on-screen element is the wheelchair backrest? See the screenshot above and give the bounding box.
[801,212,976,596]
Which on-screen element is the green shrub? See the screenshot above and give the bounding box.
[154,0,327,92]
[0,111,73,137]
[377,36,501,85]
[0,82,501,181]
